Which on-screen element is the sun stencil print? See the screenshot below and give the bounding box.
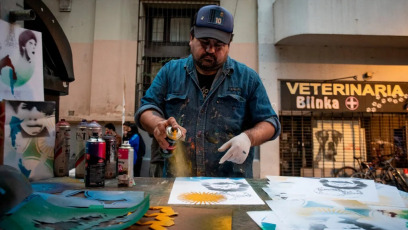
[178,192,227,204]
[168,177,264,205]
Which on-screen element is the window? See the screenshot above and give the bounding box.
[170,18,190,42]
[152,18,164,42]
[136,1,220,109]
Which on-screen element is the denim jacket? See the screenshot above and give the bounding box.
[135,55,281,178]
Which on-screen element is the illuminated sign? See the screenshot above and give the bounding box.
[280,80,408,112]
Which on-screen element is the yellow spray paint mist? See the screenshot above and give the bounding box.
[169,139,192,176]
[161,126,192,176]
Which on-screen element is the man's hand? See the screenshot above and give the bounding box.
[153,117,186,150]
[218,133,251,164]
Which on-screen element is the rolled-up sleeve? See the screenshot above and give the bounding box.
[265,116,281,140]
[248,72,281,141]
[134,105,164,131]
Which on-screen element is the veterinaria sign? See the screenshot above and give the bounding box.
[280,80,408,112]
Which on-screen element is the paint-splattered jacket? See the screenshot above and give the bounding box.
[135,55,281,178]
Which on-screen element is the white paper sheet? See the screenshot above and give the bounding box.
[266,199,408,230]
[247,210,292,230]
[366,183,406,208]
[168,177,264,205]
[267,176,379,203]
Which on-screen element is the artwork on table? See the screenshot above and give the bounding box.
[266,176,379,203]
[168,177,264,205]
[305,177,378,202]
[256,176,408,230]
[400,189,408,208]
[37,190,145,208]
[247,176,408,229]
[2,100,56,181]
[0,165,150,229]
[266,199,408,230]
[0,192,149,229]
[247,210,289,230]
[264,176,307,200]
[313,120,366,168]
[0,19,44,101]
[367,183,406,208]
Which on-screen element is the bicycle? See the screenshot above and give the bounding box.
[334,153,408,192]
[333,156,378,181]
[378,154,408,192]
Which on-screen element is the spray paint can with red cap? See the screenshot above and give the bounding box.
[117,141,134,187]
[54,119,71,177]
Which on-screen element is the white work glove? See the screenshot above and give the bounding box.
[218,133,251,164]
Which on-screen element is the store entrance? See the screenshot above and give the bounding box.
[279,112,408,177]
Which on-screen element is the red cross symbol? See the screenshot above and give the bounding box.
[345,96,359,110]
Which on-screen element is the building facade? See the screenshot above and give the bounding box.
[43,0,408,177]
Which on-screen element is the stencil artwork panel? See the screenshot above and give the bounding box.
[0,20,44,101]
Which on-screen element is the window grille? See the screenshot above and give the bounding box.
[135,1,219,109]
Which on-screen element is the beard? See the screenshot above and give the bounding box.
[194,53,224,72]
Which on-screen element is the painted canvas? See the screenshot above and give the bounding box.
[168,177,264,205]
[265,176,405,208]
[266,199,408,230]
[0,19,44,101]
[266,176,379,203]
[2,100,55,181]
[260,176,408,229]
[247,210,290,230]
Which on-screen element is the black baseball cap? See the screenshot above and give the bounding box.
[194,5,234,44]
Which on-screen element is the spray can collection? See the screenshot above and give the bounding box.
[161,126,182,158]
[74,119,88,178]
[117,141,134,187]
[54,119,71,177]
[52,119,140,187]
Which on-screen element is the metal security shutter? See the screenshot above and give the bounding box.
[279,112,408,177]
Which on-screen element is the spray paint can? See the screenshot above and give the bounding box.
[75,119,88,178]
[84,135,106,187]
[54,119,71,177]
[117,141,134,187]
[161,126,182,158]
[103,135,117,179]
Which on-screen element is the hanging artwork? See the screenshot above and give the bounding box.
[0,19,44,101]
[168,177,264,205]
[1,100,55,181]
[313,120,366,168]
